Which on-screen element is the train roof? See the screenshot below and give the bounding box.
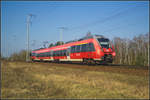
[32,34,106,53]
[65,34,105,44]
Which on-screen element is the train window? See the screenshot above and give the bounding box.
[61,50,64,56]
[60,50,63,56]
[57,50,60,56]
[56,51,58,56]
[60,50,62,56]
[62,50,64,56]
[75,45,81,53]
[49,52,51,56]
[53,51,55,56]
[45,53,47,57]
[59,50,61,56]
[97,38,110,48]
[58,51,60,56]
[63,50,66,56]
[71,46,75,53]
[55,51,57,56]
[81,44,87,52]
[88,43,95,51]
[46,52,48,56]
[54,51,56,56]
[58,50,60,56]
[56,51,57,56]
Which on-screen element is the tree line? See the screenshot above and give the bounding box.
[112,33,149,66]
[1,33,149,66]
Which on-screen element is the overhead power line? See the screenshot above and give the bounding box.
[66,4,147,33]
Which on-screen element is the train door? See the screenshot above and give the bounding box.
[51,50,54,60]
[87,43,93,59]
[66,47,71,60]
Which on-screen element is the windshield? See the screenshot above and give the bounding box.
[97,38,110,48]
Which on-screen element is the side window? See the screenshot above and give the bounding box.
[56,51,58,56]
[46,52,49,57]
[59,50,61,56]
[64,50,66,56]
[61,50,63,56]
[60,50,62,56]
[49,52,51,56]
[53,51,56,56]
[89,43,95,51]
[81,44,87,52]
[76,45,81,53]
[71,46,75,53]
[55,51,57,56]
[54,51,56,56]
[57,51,59,56]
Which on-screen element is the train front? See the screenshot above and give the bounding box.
[96,36,116,63]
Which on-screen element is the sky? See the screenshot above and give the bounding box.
[1,1,149,57]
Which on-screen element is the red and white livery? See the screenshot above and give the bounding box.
[30,35,116,64]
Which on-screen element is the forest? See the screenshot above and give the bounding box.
[112,33,149,66]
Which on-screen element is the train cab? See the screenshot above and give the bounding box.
[94,35,116,63]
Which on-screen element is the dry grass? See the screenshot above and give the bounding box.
[1,61,149,99]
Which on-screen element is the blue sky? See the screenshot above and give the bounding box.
[1,1,149,57]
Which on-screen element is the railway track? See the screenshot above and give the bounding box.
[31,61,148,69]
[30,61,149,76]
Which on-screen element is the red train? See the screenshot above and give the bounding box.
[30,35,116,64]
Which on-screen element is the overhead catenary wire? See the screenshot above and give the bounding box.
[66,4,147,33]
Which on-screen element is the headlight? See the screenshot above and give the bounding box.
[112,52,116,56]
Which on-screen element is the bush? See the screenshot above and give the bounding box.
[9,50,29,61]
